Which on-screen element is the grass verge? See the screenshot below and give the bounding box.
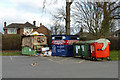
[0,50,119,61]
[109,50,120,61]
[0,51,22,56]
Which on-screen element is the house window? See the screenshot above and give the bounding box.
[114,33,118,37]
[7,29,17,34]
[24,28,33,35]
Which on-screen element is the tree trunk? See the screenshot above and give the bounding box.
[66,2,71,35]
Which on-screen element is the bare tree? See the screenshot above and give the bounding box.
[51,8,66,35]
[72,0,120,38]
[43,0,74,35]
[72,1,103,38]
[51,21,65,35]
[96,1,120,37]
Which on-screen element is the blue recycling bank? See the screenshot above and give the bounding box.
[52,35,80,57]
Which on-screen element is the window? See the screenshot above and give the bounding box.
[7,29,17,34]
[24,28,33,35]
[114,33,118,37]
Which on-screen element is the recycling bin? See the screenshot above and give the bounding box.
[73,41,85,58]
[73,43,82,57]
[84,41,94,59]
[21,34,48,56]
[90,39,110,61]
[52,35,80,57]
[22,47,37,55]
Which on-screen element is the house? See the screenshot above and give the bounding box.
[111,29,120,38]
[3,21,51,36]
[36,23,51,36]
[3,21,37,35]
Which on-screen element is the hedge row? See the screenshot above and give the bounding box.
[2,34,119,50]
[2,34,21,50]
[80,37,119,50]
[107,37,120,50]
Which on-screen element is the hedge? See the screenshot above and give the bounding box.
[107,37,119,50]
[2,34,21,50]
[2,34,119,51]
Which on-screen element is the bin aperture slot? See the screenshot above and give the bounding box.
[76,45,80,54]
[70,36,79,40]
[81,45,85,51]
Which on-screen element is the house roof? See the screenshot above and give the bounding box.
[4,22,37,29]
[114,29,120,34]
[37,25,51,32]
[76,32,89,36]
[111,29,120,35]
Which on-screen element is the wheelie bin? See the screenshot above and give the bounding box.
[73,43,82,57]
[90,38,110,61]
[84,40,94,59]
[74,41,86,58]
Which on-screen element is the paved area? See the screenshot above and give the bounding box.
[2,56,118,78]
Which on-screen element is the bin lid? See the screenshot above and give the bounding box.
[74,41,86,44]
[94,38,110,50]
[85,40,95,44]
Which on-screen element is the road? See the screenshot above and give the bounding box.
[2,56,118,78]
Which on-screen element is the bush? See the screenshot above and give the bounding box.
[2,34,21,50]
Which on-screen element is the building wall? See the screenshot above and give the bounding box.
[37,26,51,36]
[4,29,7,34]
[20,28,24,35]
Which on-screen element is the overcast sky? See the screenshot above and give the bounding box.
[0,0,66,33]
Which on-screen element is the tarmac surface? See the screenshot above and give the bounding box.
[2,56,118,78]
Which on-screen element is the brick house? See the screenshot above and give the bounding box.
[3,21,51,36]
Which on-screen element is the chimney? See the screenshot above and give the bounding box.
[4,22,6,27]
[40,23,42,26]
[33,21,36,26]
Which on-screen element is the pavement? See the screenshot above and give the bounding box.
[2,56,118,78]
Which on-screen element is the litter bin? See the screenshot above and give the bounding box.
[52,35,80,57]
[90,38,110,61]
[22,47,37,55]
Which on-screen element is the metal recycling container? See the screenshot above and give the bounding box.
[73,41,94,59]
[83,41,94,59]
[52,35,80,57]
[22,47,37,55]
[73,43,82,57]
[90,38,111,60]
[79,41,86,58]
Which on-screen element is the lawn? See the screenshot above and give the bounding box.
[109,50,120,61]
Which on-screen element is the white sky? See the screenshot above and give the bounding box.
[0,0,66,33]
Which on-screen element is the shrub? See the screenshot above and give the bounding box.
[2,34,21,50]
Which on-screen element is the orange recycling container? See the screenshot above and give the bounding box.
[90,42,110,60]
